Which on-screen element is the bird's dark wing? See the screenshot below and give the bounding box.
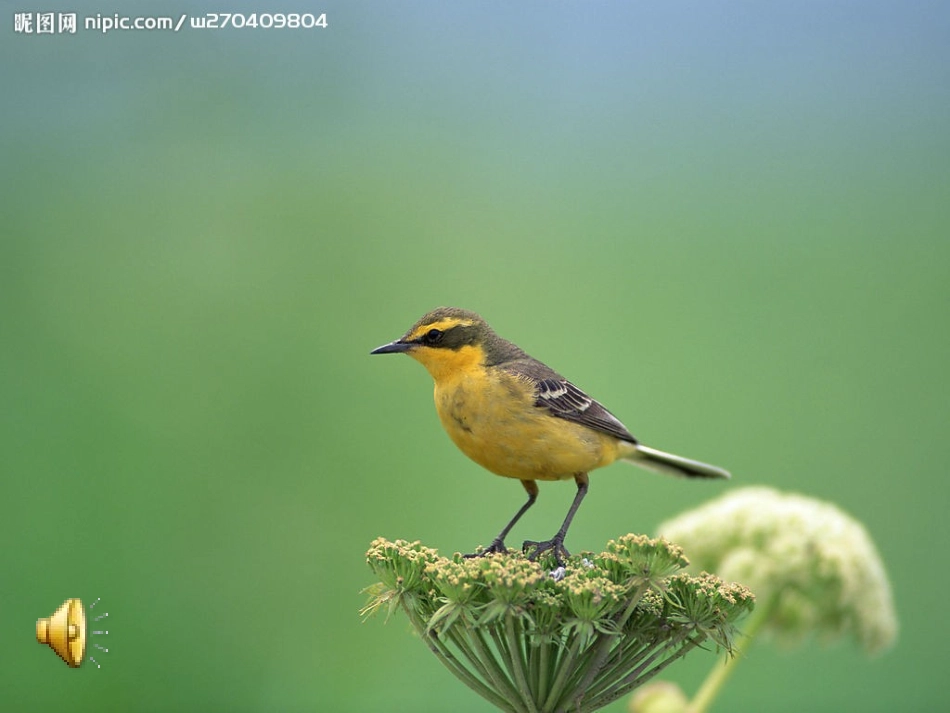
[535,378,638,443]
[501,361,638,443]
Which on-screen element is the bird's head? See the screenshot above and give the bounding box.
[371,307,519,380]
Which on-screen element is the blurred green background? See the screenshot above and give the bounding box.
[2,2,947,711]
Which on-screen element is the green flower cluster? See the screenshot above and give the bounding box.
[658,486,897,654]
[632,488,897,713]
[363,535,754,713]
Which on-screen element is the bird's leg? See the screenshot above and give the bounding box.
[465,480,538,558]
[524,473,589,567]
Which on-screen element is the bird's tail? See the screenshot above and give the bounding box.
[622,443,730,479]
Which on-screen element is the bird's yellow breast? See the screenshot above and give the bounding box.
[431,365,622,481]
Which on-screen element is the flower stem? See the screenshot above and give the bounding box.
[468,620,529,712]
[506,614,539,713]
[400,602,517,713]
[541,633,582,712]
[586,634,705,711]
[686,599,771,713]
[567,583,647,709]
[537,639,552,705]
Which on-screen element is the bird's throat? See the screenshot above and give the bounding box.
[410,343,484,383]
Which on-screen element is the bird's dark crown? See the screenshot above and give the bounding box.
[402,307,526,364]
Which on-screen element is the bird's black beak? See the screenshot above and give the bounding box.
[370,339,413,355]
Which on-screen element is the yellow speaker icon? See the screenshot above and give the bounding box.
[36,598,86,668]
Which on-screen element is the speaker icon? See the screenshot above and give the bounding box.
[36,598,87,668]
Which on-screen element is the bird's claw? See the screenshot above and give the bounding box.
[523,536,570,567]
[463,538,508,559]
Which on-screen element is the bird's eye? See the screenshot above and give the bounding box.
[424,328,444,344]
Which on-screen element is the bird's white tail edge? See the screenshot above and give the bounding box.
[623,444,730,479]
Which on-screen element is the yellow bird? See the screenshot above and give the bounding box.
[371,307,729,564]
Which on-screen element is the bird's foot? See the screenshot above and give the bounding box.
[463,538,508,559]
[523,534,570,567]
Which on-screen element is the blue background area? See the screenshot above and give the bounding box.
[2,2,947,711]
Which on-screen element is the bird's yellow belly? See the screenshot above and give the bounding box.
[434,374,620,481]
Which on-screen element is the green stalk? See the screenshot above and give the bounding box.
[536,639,553,705]
[624,632,690,686]
[580,638,667,709]
[686,601,771,713]
[468,621,527,713]
[444,624,497,689]
[401,602,517,713]
[582,638,654,703]
[491,625,523,689]
[631,635,705,689]
[541,633,583,713]
[587,635,705,711]
[528,635,541,700]
[565,584,647,709]
[505,614,539,713]
[593,636,653,688]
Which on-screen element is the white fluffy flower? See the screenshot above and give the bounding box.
[658,487,897,654]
